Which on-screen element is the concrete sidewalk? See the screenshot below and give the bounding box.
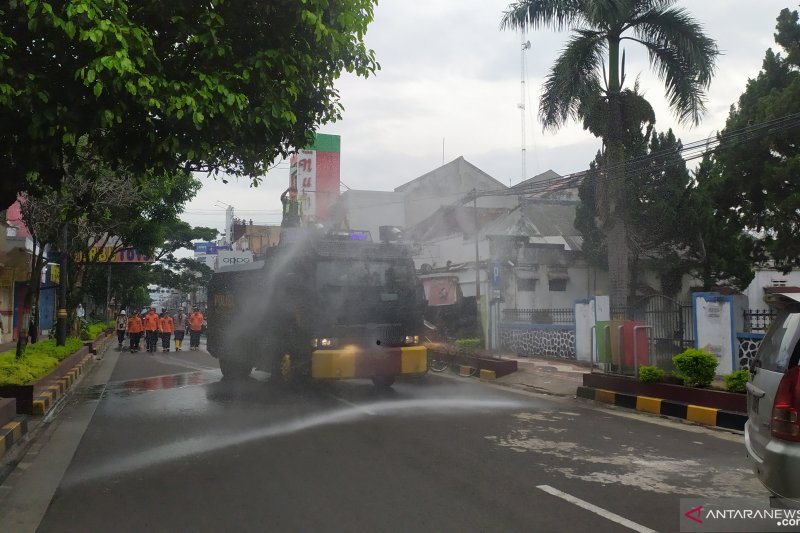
[491,355,589,396]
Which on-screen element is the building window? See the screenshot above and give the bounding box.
[517,278,537,291]
[772,279,787,287]
[549,279,567,292]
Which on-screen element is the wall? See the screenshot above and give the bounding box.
[693,292,748,375]
[330,190,406,240]
[744,269,800,311]
[499,323,576,359]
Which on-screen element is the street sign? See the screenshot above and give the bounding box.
[490,262,502,288]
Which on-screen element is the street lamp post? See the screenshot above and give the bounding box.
[56,225,67,346]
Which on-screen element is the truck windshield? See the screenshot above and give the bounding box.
[316,260,412,290]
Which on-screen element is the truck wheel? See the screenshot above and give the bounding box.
[372,376,395,389]
[220,358,252,379]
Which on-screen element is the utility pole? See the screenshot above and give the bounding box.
[519,31,531,186]
[473,189,482,341]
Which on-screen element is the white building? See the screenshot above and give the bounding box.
[744,268,800,311]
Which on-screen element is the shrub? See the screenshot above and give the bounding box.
[639,365,665,383]
[725,369,750,393]
[80,320,113,341]
[0,338,84,385]
[672,348,719,388]
[454,338,481,353]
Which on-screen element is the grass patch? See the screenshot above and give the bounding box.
[0,338,84,385]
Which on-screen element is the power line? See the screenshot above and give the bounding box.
[468,111,800,201]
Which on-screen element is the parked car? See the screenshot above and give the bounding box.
[745,291,800,501]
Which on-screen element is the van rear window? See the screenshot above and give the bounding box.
[757,312,800,373]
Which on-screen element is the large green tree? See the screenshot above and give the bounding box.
[502,0,718,308]
[577,129,754,296]
[709,8,800,272]
[0,0,378,208]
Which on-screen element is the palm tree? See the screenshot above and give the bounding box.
[502,0,718,309]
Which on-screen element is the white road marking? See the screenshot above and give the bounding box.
[536,485,658,533]
[327,393,377,416]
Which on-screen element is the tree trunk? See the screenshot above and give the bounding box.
[600,94,630,312]
[16,240,47,357]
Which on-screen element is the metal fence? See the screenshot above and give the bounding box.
[743,309,775,333]
[598,297,694,374]
[502,308,575,325]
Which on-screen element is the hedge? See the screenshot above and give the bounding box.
[0,338,84,385]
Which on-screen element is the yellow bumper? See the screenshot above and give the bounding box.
[311,345,427,379]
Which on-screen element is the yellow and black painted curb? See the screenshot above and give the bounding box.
[0,417,28,461]
[32,354,93,416]
[577,386,746,431]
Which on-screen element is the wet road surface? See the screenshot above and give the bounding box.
[4,343,767,532]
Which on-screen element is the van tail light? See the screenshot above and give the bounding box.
[772,366,800,442]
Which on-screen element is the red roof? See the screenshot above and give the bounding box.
[5,198,31,237]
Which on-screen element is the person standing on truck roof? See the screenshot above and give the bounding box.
[159,308,174,353]
[143,307,160,353]
[188,307,204,350]
[115,309,127,350]
[173,308,186,351]
[127,310,143,353]
[280,187,302,228]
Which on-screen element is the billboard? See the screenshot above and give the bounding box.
[423,277,459,306]
[289,133,341,222]
[194,242,232,255]
[216,250,254,269]
[75,247,154,263]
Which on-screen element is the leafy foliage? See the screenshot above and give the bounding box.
[672,348,719,388]
[725,369,750,393]
[639,365,665,383]
[576,128,753,294]
[0,0,379,207]
[706,8,800,273]
[454,338,482,353]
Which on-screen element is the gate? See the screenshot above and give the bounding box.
[629,295,694,371]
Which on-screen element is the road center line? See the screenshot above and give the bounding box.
[327,393,377,416]
[536,485,658,533]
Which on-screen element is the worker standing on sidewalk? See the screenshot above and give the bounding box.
[115,310,127,350]
[143,307,159,353]
[173,308,186,351]
[188,306,204,351]
[127,310,143,353]
[159,308,174,352]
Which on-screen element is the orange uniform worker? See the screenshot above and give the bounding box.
[127,312,143,353]
[159,309,174,353]
[143,307,160,353]
[188,307,204,351]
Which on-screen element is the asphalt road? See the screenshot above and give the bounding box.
[2,342,767,532]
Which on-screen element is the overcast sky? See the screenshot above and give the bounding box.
[181,0,789,237]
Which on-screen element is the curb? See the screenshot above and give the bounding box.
[577,386,747,431]
[0,417,28,461]
[32,354,93,416]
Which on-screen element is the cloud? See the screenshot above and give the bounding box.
[182,0,787,230]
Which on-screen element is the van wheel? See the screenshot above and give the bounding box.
[220,358,252,379]
[372,376,395,389]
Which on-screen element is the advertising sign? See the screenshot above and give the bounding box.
[216,250,254,269]
[75,247,154,263]
[289,134,341,222]
[423,277,459,306]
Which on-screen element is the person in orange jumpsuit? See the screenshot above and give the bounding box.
[127,311,143,353]
[188,307,204,351]
[159,308,174,352]
[143,307,160,353]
